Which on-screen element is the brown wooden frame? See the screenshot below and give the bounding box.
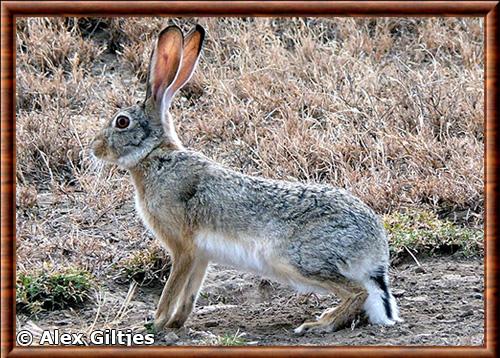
[1,1,498,357]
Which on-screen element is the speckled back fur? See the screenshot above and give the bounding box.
[138,147,389,281]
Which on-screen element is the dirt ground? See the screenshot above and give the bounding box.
[17,255,484,346]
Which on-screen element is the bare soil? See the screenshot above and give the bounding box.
[18,255,484,346]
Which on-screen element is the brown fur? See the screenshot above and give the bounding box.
[131,163,202,329]
[166,257,209,328]
[294,282,368,334]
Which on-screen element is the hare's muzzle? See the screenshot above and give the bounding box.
[90,134,108,160]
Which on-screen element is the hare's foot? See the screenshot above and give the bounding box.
[153,314,170,332]
[164,302,190,329]
[165,301,195,328]
[166,315,188,329]
[294,291,367,335]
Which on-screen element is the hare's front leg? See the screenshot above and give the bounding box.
[154,252,195,331]
[166,257,209,328]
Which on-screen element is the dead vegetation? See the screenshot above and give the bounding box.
[113,245,171,287]
[15,17,484,344]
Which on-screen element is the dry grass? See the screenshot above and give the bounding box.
[16,17,483,308]
[113,245,171,286]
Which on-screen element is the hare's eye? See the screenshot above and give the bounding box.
[115,115,130,129]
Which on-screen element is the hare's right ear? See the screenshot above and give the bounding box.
[145,26,183,111]
[165,25,205,101]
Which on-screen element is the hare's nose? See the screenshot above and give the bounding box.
[90,135,107,158]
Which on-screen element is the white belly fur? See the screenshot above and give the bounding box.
[194,230,332,295]
[194,230,274,275]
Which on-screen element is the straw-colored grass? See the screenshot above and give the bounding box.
[16,16,483,282]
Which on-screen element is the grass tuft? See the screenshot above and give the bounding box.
[384,210,483,258]
[114,246,171,286]
[16,267,94,314]
[216,330,248,346]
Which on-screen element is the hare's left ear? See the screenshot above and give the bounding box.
[145,25,184,109]
[163,24,205,105]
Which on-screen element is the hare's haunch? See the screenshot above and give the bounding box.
[91,24,401,334]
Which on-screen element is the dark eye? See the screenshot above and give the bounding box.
[115,115,130,129]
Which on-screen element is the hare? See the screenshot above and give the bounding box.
[91,24,401,335]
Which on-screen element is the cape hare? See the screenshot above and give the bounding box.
[92,24,401,334]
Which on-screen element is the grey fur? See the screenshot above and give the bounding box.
[140,145,389,280]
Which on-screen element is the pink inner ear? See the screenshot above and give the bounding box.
[149,27,183,106]
[152,52,170,102]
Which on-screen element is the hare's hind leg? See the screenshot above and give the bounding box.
[294,281,367,335]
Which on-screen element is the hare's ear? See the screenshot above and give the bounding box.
[145,26,183,109]
[164,25,205,101]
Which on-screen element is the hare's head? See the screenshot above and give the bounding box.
[91,25,205,168]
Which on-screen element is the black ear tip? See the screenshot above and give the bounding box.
[194,24,206,38]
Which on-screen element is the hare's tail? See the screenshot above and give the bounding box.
[362,266,402,325]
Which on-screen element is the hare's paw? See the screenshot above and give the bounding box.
[293,320,334,336]
[153,314,171,332]
[293,323,310,336]
[166,318,186,329]
[294,304,361,335]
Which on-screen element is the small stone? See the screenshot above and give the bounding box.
[443,274,462,281]
[54,320,70,326]
[407,296,428,302]
[392,289,406,297]
[164,331,179,346]
[472,293,483,299]
[460,309,474,318]
[435,313,445,320]
[205,321,219,328]
[414,266,426,274]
